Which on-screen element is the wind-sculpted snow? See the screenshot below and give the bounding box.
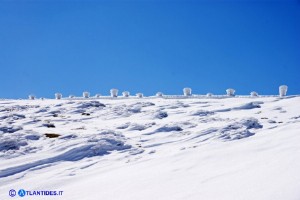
[190,110,215,116]
[216,118,262,140]
[0,138,28,152]
[76,101,106,109]
[0,113,25,120]
[0,131,131,178]
[232,101,263,110]
[156,125,183,132]
[132,102,155,107]
[214,101,263,112]
[154,111,168,119]
[24,134,40,140]
[186,118,262,141]
[0,125,22,133]
[0,97,299,200]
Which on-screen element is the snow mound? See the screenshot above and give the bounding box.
[24,134,40,140]
[129,122,155,131]
[217,118,262,140]
[76,101,106,109]
[190,110,214,116]
[131,102,155,107]
[240,117,263,129]
[190,118,263,142]
[156,125,183,132]
[116,123,131,129]
[0,138,28,152]
[129,124,148,131]
[0,126,22,134]
[106,104,143,119]
[0,113,25,120]
[232,101,263,110]
[154,111,168,119]
[214,102,263,112]
[127,106,142,113]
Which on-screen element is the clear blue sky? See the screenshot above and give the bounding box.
[0,0,299,98]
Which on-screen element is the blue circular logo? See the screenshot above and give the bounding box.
[9,189,16,197]
[18,189,26,197]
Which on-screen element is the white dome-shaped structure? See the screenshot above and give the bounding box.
[69,95,74,98]
[279,85,288,97]
[110,89,118,97]
[226,88,235,96]
[122,91,130,97]
[28,95,35,100]
[95,94,101,98]
[83,91,90,98]
[183,88,192,96]
[55,93,62,100]
[206,93,213,97]
[250,91,258,97]
[156,92,163,97]
[136,93,143,98]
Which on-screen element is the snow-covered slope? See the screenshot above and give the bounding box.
[1,96,300,200]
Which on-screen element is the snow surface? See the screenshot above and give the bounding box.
[0,96,300,199]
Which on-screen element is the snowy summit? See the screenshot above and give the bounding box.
[0,95,300,199]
